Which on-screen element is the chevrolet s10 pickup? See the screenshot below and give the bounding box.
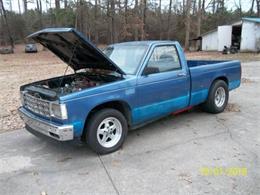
[18,28,241,154]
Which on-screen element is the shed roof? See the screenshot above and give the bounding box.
[201,17,260,38]
[242,17,260,23]
[201,28,218,37]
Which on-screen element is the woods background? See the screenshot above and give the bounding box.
[0,0,259,50]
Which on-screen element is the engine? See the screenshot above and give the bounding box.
[56,76,102,94]
[23,72,120,100]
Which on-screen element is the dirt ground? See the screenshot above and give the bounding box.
[0,44,259,133]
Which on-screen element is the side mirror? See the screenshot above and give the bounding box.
[143,67,160,75]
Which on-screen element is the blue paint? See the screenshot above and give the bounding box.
[190,89,209,106]
[72,121,84,137]
[229,80,241,90]
[132,88,209,124]
[19,32,242,139]
[132,95,188,124]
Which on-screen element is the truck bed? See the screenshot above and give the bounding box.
[187,60,241,106]
[187,60,229,67]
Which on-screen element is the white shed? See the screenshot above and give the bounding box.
[201,29,218,51]
[201,17,260,52]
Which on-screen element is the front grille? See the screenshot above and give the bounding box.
[23,93,51,117]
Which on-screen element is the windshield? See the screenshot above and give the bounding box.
[103,45,148,74]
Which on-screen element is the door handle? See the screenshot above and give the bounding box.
[177,72,187,77]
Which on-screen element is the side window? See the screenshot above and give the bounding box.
[144,45,181,75]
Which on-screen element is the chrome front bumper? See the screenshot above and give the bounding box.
[18,107,73,141]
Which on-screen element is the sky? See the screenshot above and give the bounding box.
[4,0,254,14]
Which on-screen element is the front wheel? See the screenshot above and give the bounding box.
[85,108,128,154]
[201,80,229,113]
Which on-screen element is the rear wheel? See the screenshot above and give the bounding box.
[202,80,229,113]
[85,108,128,154]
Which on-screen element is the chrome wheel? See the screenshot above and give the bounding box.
[97,117,122,148]
[214,87,226,107]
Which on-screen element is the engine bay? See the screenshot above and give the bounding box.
[23,72,121,100]
[43,74,103,94]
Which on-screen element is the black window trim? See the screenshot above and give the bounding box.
[141,44,182,75]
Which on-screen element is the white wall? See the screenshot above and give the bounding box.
[217,25,232,51]
[241,21,256,51]
[202,31,218,51]
[255,23,260,51]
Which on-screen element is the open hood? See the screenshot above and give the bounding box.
[28,28,125,75]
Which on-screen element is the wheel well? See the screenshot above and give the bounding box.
[82,101,132,140]
[213,76,228,85]
[203,76,229,102]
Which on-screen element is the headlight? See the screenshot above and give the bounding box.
[50,103,68,120]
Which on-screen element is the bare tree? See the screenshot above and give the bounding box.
[110,0,117,43]
[135,0,138,9]
[212,0,216,13]
[235,0,242,16]
[140,0,147,40]
[158,0,162,39]
[64,0,68,8]
[36,0,43,27]
[0,0,14,49]
[167,0,173,39]
[257,0,260,16]
[124,0,128,26]
[23,0,27,13]
[250,0,255,15]
[55,0,60,9]
[184,0,192,50]
[0,0,251,47]
[18,0,22,14]
[196,0,202,49]
[94,0,98,44]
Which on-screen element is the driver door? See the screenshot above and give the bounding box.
[132,45,190,124]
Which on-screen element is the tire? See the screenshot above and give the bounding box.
[201,80,229,114]
[85,108,128,154]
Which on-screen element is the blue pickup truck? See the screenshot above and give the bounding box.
[19,28,241,154]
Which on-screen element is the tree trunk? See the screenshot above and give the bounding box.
[257,0,260,17]
[23,0,27,13]
[250,0,255,15]
[192,0,196,15]
[201,0,205,16]
[110,0,117,43]
[0,0,14,49]
[18,0,21,14]
[94,0,98,44]
[182,0,186,15]
[135,0,138,9]
[124,0,128,26]
[159,0,162,39]
[237,0,242,16]
[64,0,68,8]
[75,0,84,33]
[196,0,202,50]
[212,0,216,13]
[106,0,110,44]
[79,0,84,33]
[184,0,192,50]
[134,0,139,41]
[36,0,43,28]
[55,0,60,9]
[140,0,147,40]
[167,0,172,39]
